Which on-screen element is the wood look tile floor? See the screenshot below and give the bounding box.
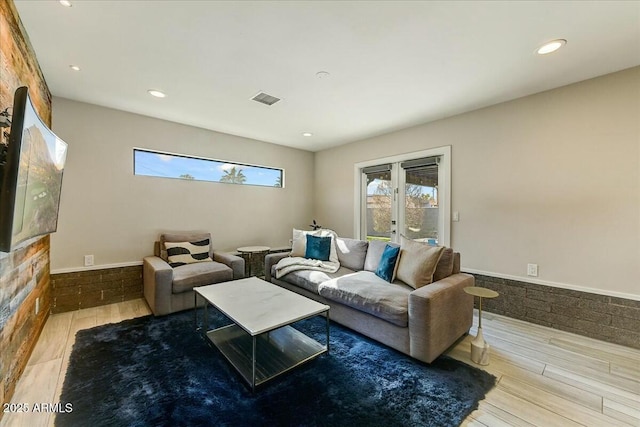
[2,299,639,427]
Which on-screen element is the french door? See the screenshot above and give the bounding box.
[358,148,450,246]
[362,164,396,241]
[399,157,440,244]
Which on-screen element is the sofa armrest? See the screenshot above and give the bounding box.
[408,273,474,363]
[213,252,245,279]
[264,252,290,282]
[143,256,174,316]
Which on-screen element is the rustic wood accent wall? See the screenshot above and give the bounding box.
[0,0,52,408]
[51,266,143,314]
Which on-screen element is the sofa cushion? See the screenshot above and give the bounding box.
[433,247,454,282]
[375,244,400,282]
[318,271,411,327]
[305,235,332,261]
[336,237,368,271]
[396,236,444,289]
[364,240,399,272]
[172,261,233,293]
[165,240,212,267]
[273,266,356,294]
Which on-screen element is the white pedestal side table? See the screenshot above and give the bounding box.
[464,286,499,365]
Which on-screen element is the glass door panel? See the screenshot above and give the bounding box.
[364,169,393,242]
[402,165,438,244]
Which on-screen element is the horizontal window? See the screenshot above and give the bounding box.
[133,149,284,188]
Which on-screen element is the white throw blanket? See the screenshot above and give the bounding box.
[274,256,340,279]
[275,228,341,278]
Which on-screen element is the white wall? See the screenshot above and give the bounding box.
[315,67,640,298]
[51,98,314,271]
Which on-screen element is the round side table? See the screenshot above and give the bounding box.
[464,286,499,365]
[237,246,271,277]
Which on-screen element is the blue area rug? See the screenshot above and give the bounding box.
[57,309,495,426]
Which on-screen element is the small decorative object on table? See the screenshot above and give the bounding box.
[464,286,499,365]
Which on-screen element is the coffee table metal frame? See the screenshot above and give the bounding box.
[194,278,330,392]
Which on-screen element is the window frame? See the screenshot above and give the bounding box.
[353,146,451,246]
[133,147,285,188]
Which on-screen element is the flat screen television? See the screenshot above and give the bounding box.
[0,86,68,253]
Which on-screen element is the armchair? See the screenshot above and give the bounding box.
[143,232,244,316]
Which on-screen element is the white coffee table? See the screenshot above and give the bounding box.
[194,277,330,391]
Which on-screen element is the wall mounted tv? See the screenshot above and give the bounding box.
[0,86,68,253]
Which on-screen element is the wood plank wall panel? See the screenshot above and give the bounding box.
[0,0,52,410]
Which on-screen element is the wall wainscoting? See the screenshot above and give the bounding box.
[473,273,640,349]
[51,266,143,314]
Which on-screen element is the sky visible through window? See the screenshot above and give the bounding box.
[133,149,283,187]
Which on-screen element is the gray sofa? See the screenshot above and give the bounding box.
[265,237,474,363]
[143,232,244,316]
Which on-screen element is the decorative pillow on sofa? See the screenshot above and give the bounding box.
[375,244,401,282]
[164,239,213,268]
[364,240,399,272]
[433,247,455,282]
[305,235,332,261]
[336,237,369,271]
[290,228,308,257]
[290,228,339,264]
[395,236,444,289]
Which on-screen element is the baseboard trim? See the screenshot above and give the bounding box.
[461,268,640,302]
[51,261,143,275]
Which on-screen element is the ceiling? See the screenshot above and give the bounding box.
[14,1,640,152]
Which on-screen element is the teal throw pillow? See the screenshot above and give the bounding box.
[305,234,332,261]
[375,244,400,282]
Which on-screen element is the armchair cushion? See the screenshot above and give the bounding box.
[172,261,233,293]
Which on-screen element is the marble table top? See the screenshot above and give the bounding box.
[196,277,329,336]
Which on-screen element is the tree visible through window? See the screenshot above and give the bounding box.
[133,149,283,188]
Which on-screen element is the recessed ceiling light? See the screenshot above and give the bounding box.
[59,0,72,7]
[537,39,566,55]
[302,132,313,137]
[147,89,166,98]
[69,65,80,71]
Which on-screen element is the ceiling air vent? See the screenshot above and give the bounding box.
[251,92,281,106]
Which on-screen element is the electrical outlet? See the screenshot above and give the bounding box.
[527,263,538,277]
[35,297,39,315]
[84,254,94,267]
